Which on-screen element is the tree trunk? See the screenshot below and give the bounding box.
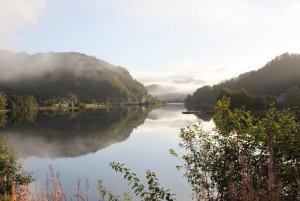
[267,130,277,201]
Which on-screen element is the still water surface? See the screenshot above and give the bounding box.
[1,104,214,200]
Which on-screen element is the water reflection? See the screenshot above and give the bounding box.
[194,113,213,122]
[9,106,38,123]
[0,112,7,127]
[0,107,152,158]
[0,104,215,200]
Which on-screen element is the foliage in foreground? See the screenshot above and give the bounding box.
[172,97,300,201]
[109,162,175,201]
[0,136,33,200]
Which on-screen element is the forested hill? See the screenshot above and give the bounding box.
[0,51,154,104]
[186,53,300,109]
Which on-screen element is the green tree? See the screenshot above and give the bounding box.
[0,113,7,128]
[44,98,56,107]
[0,92,7,111]
[8,95,38,123]
[282,86,300,108]
[217,88,267,110]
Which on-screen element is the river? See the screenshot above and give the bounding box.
[0,104,214,201]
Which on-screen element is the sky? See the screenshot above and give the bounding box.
[1,0,300,96]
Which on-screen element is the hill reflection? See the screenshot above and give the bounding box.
[0,107,152,158]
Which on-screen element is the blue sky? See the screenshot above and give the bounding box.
[1,0,300,95]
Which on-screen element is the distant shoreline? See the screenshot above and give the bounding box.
[0,102,164,113]
[36,103,107,111]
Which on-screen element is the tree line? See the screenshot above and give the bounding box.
[0,92,37,112]
[0,92,38,126]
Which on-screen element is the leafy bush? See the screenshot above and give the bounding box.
[0,137,33,199]
[172,97,300,201]
[110,162,175,201]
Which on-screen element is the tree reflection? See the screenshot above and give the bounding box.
[1,107,152,158]
[195,113,213,122]
[0,113,7,128]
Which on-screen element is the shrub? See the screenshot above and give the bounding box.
[171,97,300,201]
[0,136,33,199]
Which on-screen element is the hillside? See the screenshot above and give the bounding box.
[186,53,300,108]
[0,51,154,104]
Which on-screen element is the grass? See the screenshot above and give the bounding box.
[84,103,106,109]
[36,106,79,111]
[6,165,91,201]
[4,164,135,201]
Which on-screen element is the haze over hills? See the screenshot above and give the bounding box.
[186,53,300,108]
[0,51,154,104]
[146,84,187,102]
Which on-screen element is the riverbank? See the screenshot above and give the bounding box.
[37,103,107,111]
[182,110,214,115]
[2,102,164,113]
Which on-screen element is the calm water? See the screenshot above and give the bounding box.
[0,104,214,200]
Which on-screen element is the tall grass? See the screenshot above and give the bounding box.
[4,165,92,201]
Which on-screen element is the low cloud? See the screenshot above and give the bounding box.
[146,84,187,100]
[133,71,211,100]
[0,0,47,48]
[131,58,251,100]
[173,78,206,84]
[0,51,112,82]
